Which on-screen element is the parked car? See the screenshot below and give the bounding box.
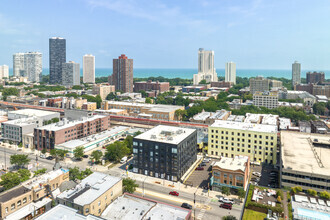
[46,156,54,160]
[169,191,179,196]
[195,167,204,170]
[181,203,192,209]
[251,177,260,182]
[200,163,207,166]
[218,196,225,202]
[220,203,232,210]
[222,198,234,204]
[203,158,211,163]
[83,155,89,158]
[120,156,128,164]
[252,172,261,177]
[40,154,46,159]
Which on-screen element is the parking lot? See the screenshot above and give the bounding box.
[251,163,279,188]
[185,158,214,188]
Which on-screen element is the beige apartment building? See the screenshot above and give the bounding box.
[57,172,122,216]
[253,91,279,109]
[93,84,115,100]
[82,102,97,111]
[101,101,184,120]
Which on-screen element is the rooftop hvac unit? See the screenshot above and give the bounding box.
[176,129,183,134]
[167,136,173,141]
[150,135,156,139]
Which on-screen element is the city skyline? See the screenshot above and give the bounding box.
[1,0,330,70]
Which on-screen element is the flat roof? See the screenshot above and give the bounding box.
[56,126,129,150]
[281,131,330,176]
[211,120,278,133]
[106,101,183,113]
[209,109,230,120]
[8,109,59,118]
[213,155,249,172]
[193,111,211,121]
[57,172,121,206]
[37,115,106,131]
[101,194,190,220]
[0,185,30,203]
[35,204,102,220]
[134,125,196,145]
[2,116,38,126]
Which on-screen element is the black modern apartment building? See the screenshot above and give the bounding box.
[132,125,197,182]
[49,37,66,84]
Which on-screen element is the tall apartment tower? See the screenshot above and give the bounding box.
[306,71,325,84]
[249,76,270,94]
[24,52,42,82]
[0,65,9,79]
[292,61,301,86]
[62,61,80,87]
[83,54,95,83]
[225,62,236,84]
[193,48,218,85]
[49,37,66,84]
[109,54,133,93]
[13,53,25,77]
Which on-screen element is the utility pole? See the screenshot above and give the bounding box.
[4,145,6,170]
[194,192,196,220]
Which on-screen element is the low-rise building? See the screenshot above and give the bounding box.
[117,92,142,100]
[0,169,69,220]
[133,125,197,181]
[270,80,283,88]
[34,115,111,151]
[2,117,40,143]
[190,110,231,124]
[133,80,170,94]
[210,81,233,88]
[92,84,115,100]
[208,120,278,164]
[57,172,122,216]
[101,101,184,120]
[280,131,330,192]
[56,126,129,156]
[8,109,60,123]
[311,120,329,134]
[253,91,279,109]
[182,85,209,93]
[101,193,192,220]
[212,155,250,191]
[82,102,97,111]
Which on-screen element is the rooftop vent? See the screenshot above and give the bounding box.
[150,135,156,139]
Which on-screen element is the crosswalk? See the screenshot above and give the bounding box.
[196,198,211,220]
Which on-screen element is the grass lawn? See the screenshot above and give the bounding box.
[243,209,267,220]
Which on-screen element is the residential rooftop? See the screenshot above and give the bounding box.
[8,109,59,119]
[105,101,183,113]
[213,155,249,172]
[57,172,121,206]
[281,131,330,176]
[35,204,102,220]
[0,186,30,203]
[101,193,191,220]
[36,115,106,131]
[2,116,39,126]
[134,125,196,145]
[192,111,211,121]
[209,109,230,120]
[211,120,278,133]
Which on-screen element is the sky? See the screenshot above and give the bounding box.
[1,0,330,70]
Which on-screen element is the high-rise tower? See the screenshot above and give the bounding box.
[109,54,133,93]
[62,61,80,87]
[83,54,95,83]
[193,48,217,85]
[225,62,236,85]
[49,37,66,84]
[24,52,42,82]
[13,53,25,77]
[292,61,301,86]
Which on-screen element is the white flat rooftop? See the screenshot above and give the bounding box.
[101,194,190,220]
[106,101,183,113]
[57,172,121,206]
[35,204,102,220]
[193,111,211,121]
[8,109,58,118]
[211,120,278,133]
[134,125,196,145]
[281,131,330,176]
[37,115,106,131]
[213,155,249,172]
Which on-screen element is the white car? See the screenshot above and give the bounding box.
[252,172,261,177]
[222,198,234,204]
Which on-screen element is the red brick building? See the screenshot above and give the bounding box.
[34,115,110,150]
[108,54,133,93]
[306,71,325,84]
[210,81,233,88]
[133,80,170,94]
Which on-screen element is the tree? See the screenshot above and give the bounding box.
[124,135,134,153]
[319,191,330,200]
[291,186,303,194]
[73,147,84,160]
[123,178,139,193]
[50,149,69,160]
[237,188,245,201]
[33,168,47,177]
[221,186,230,196]
[199,79,207,84]
[145,97,152,104]
[17,143,23,148]
[307,189,317,196]
[277,195,282,202]
[139,90,147,98]
[222,215,237,220]
[0,169,31,190]
[41,148,47,155]
[105,142,130,162]
[51,118,60,123]
[91,150,103,164]
[69,167,93,181]
[10,154,30,169]
[106,92,116,100]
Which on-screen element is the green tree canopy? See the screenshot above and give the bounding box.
[0,169,31,190]
[73,147,85,160]
[90,150,103,164]
[123,178,139,193]
[69,167,93,181]
[105,142,130,162]
[50,149,69,160]
[106,92,116,100]
[10,154,30,168]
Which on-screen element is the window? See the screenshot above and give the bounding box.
[17,200,21,207]
[5,207,8,213]
[133,148,138,153]
[23,197,27,204]
[98,201,101,206]
[11,203,15,210]
[85,208,89,213]
[171,148,177,154]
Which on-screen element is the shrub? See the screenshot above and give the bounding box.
[291,186,302,194]
[307,189,317,196]
[319,191,330,200]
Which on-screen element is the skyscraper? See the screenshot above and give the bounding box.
[0,65,9,79]
[83,54,95,83]
[24,52,42,82]
[292,61,301,86]
[225,62,236,84]
[62,61,80,87]
[49,37,66,84]
[193,48,218,85]
[109,54,133,93]
[13,53,25,77]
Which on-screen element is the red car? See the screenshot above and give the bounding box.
[169,191,179,196]
[220,203,232,210]
[195,167,204,170]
